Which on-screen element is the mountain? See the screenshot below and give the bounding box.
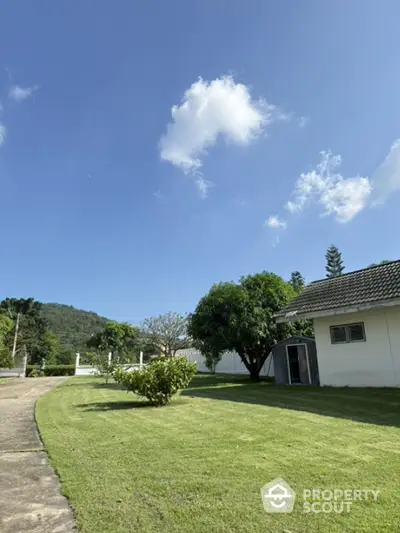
[41,303,109,355]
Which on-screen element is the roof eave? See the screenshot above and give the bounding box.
[276,297,400,323]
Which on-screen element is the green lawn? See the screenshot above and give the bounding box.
[36,375,400,533]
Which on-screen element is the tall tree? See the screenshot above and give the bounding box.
[188,272,295,381]
[0,298,50,364]
[289,271,305,294]
[0,314,14,368]
[87,321,138,360]
[325,245,345,278]
[141,312,190,357]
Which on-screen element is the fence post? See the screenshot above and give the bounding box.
[75,353,80,375]
[21,351,27,377]
[139,351,143,369]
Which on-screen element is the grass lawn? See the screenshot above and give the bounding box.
[36,375,400,533]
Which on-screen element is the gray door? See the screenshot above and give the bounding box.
[297,345,310,384]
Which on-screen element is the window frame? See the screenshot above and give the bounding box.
[329,322,366,344]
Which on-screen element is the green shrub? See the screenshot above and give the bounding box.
[26,364,75,377]
[0,351,13,369]
[28,368,44,377]
[114,357,196,406]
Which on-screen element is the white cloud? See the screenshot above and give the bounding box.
[194,175,213,199]
[285,151,372,223]
[370,139,400,205]
[159,76,284,195]
[265,215,287,229]
[270,138,400,230]
[0,124,6,146]
[9,84,38,102]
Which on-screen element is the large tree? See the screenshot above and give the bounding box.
[87,321,138,360]
[325,245,345,278]
[0,314,14,368]
[288,271,314,337]
[141,312,191,357]
[0,298,51,364]
[289,271,305,294]
[188,272,295,381]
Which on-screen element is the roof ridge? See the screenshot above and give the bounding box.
[310,259,400,285]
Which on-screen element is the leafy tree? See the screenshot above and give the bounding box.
[0,298,50,364]
[141,312,191,357]
[292,319,314,338]
[87,321,138,360]
[188,272,295,381]
[203,349,222,373]
[0,314,14,368]
[36,330,60,365]
[289,271,305,294]
[55,347,76,365]
[325,245,345,278]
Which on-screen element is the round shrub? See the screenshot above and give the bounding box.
[114,357,196,406]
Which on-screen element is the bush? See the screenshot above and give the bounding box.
[28,368,45,377]
[114,357,196,406]
[26,364,75,377]
[0,351,13,369]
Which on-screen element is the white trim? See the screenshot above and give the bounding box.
[276,297,400,323]
[285,343,311,385]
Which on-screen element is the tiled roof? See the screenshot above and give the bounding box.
[277,260,400,319]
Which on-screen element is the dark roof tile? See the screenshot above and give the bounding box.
[277,260,400,318]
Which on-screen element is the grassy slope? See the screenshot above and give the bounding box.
[36,375,400,533]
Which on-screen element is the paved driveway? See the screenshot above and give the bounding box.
[0,378,77,533]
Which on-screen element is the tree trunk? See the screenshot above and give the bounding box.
[238,347,271,381]
[249,362,261,381]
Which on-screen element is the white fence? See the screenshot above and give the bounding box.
[176,348,274,377]
[74,352,144,376]
[0,354,27,378]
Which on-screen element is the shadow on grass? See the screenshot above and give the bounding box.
[182,375,400,428]
[63,380,125,390]
[77,400,150,411]
[76,397,191,412]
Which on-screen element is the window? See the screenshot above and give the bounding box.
[330,323,366,344]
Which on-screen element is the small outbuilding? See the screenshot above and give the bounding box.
[271,336,319,385]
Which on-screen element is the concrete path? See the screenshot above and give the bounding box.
[0,378,77,533]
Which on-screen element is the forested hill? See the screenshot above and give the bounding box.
[41,303,109,353]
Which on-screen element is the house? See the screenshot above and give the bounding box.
[276,261,400,387]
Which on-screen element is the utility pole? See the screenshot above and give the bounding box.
[11,312,20,360]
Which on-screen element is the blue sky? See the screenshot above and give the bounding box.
[1,0,400,323]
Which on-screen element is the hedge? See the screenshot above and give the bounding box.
[26,364,75,377]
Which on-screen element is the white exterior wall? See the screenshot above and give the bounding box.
[314,307,400,387]
[176,348,274,377]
